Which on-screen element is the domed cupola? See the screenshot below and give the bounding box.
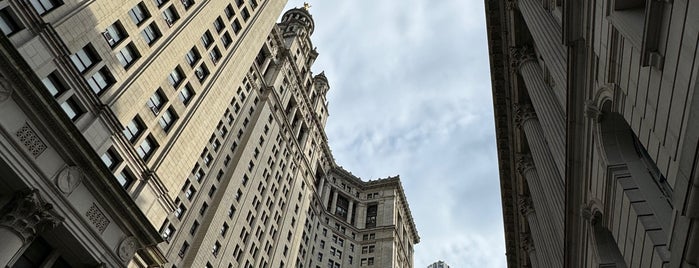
[280,6,315,36]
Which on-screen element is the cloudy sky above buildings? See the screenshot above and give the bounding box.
[282,1,505,267]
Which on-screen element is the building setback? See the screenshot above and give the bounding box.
[0,0,418,267]
[486,0,699,267]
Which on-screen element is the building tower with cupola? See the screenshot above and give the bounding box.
[0,1,418,267]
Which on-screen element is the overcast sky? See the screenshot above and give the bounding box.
[281,1,505,267]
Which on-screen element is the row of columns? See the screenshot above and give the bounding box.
[0,190,62,266]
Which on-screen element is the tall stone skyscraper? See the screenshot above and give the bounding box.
[0,0,418,267]
[486,0,699,267]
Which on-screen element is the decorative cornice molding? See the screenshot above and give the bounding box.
[514,104,537,127]
[0,189,62,243]
[518,195,535,216]
[509,46,536,71]
[515,153,535,176]
[520,232,535,252]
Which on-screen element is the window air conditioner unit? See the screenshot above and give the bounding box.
[150,106,160,115]
[102,31,114,44]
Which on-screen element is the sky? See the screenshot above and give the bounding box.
[281,1,505,267]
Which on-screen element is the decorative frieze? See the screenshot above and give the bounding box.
[516,153,535,176]
[85,203,110,233]
[117,236,139,262]
[55,166,83,195]
[518,195,535,216]
[514,104,537,127]
[509,46,536,71]
[15,123,47,157]
[0,189,62,243]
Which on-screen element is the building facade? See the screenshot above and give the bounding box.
[486,0,699,267]
[0,0,418,267]
[427,260,450,268]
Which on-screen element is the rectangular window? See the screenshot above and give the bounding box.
[185,186,196,200]
[115,168,135,189]
[235,0,244,7]
[195,64,209,82]
[100,148,121,170]
[162,5,179,26]
[129,2,150,25]
[209,46,221,64]
[86,67,114,95]
[141,22,161,46]
[103,21,127,47]
[231,19,242,34]
[185,47,201,67]
[199,202,208,215]
[178,242,189,257]
[70,44,99,73]
[224,4,235,19]
[41,72,68,97]
[29,0,62,15]
[221,32,232,48]
[116,43,140,68]
[136,135,158,160]
[153,0,169,7]
[201,30,214,48]
[0,8,23,36]
[158,108,177,131]
[190,220,199,234]
[167,66,184,87]
[161,224,175,242]
[181,0,194,9]
[146,89,166,114]
[174,204,186,219]
[241,7,250,21]
[123,116,144,143]
[178,83,194,105]
[213,16,225,32]
[60,97,84,121]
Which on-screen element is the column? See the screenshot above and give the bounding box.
[0,190,61,266]
[330,190,338,215]
[516,106,565,235]
[347,201,354,223]
[322,183,331,209]
[512,49,566,178]
[519,197,552,268]
[517,155,564,266]
[514,0,567,106]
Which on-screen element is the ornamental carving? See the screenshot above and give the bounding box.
[515,154,535,176]
[506,0,519,10]
[85,203,110,233]
[518,195,535,216]
[117,236,139,262]
[0,189,62,243]
[584,100,602,122]
[509,46,536,71]
[520,232,535,252]
[514,104,537,127]
[16,123,47,157]
[0,73,12,103]
[581,201,602,225]
[55,166,84,195]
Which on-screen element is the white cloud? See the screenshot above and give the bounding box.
[283,1,505,267]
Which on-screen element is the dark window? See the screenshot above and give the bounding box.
[181,0,194,9]
[185,46,201,66]
[60,97,84,121]
[213,16,225,32]
[174,204,186,219]
[224,4,235,19]
[29,0,63,15]
[162,5,179,26]
[153,0,169,7]
[247,0,257,10]
[146,89,166,114]
[209,46,221,63]
[178,83,194,105]
[365,204,377,228]
[129,2,150,25]
[158,108,178,131]
[122,116,145,143]
[199,202,208,215]
[0,8,24,36]
[136,135,158,160]
[201,30,214,48]
[168,66,184,87]
[103,21,127,47]
[241,7,250,21]
[195,63,209,82]
[86,67,114,95]
[70,44,99,73]
[178,241,189,257]
[190,220,200,234]
[221,32,232,48]
[141,22,161,45]
[116,168,135,189]
[231,19,242,34]
[235,0,244,7]
[116,42,140,68]
[161,224,175,242]
[101,148,121,170]
[41,72,68,97]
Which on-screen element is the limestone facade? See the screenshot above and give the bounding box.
[0,0,418,267]
[486,0,699,267]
